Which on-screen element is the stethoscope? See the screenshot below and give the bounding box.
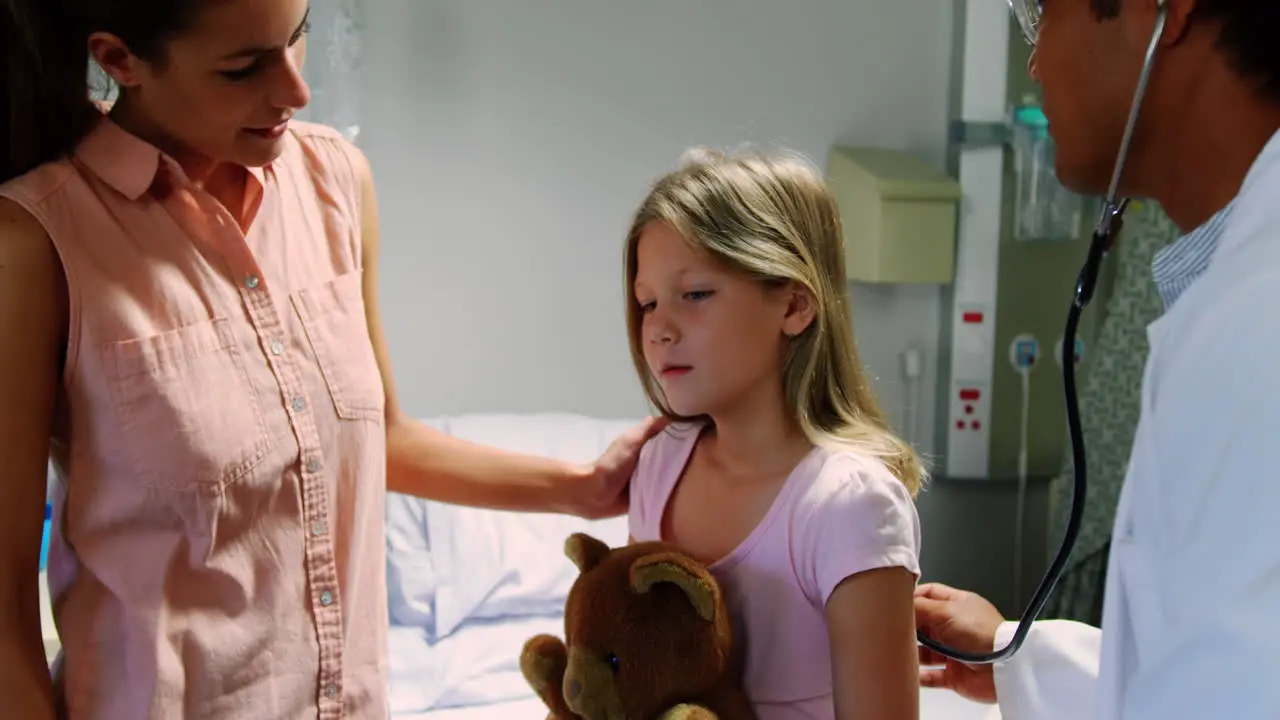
[916,0,1170,664]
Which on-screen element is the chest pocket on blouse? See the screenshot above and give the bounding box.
[291,269,385,422]
[104,316,272,492]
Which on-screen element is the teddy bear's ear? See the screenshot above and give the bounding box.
[629,552,719,622]
[564,532,612,573]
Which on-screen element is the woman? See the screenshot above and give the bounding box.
[0,1,660,717]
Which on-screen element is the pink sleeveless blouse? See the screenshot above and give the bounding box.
[0,114,389,719]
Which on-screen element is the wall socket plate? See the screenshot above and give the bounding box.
[1009,333,1039,372]
[947,380,991,477]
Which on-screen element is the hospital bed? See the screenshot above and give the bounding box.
[35,413,999,718]
[396,693,996,720]
[386,413,1001,720]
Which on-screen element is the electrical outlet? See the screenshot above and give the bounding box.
[947,381,991,477]
[1053,336,1085,368]
[1008,333,1039,372]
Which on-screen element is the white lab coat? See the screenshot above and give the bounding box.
[990,128,1280,720]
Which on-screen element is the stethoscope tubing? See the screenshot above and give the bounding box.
[917,1,1169,665]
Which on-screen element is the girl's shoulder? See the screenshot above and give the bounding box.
[810,447,900,489]
[640,419,703,460]
[794,447,916,523]
[631,419,702,484]
[788,448,923,600]
[628,419,702,536]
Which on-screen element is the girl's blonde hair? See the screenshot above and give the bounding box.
[623,147,926,496]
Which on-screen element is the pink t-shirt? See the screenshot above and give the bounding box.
[628,422,921,720]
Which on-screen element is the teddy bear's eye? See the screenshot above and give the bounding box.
[605,653,620,672]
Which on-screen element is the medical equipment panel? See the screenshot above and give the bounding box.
[944,17,1105,482]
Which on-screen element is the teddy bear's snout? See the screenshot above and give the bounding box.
[563,648,627,720]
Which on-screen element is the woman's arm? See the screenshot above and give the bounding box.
[827,566,920,720]
[0,199,63,718]
[348,147,663,518]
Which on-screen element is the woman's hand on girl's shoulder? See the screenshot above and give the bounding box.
[573,416,669,519]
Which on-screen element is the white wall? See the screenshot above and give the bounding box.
[359,0,956,457]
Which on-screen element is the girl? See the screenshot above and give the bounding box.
[625,148,925,720]
[0,0,659,717]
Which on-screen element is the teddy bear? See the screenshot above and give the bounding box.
[520,532,756,720]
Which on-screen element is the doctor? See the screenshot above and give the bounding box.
[914,1,1280,719]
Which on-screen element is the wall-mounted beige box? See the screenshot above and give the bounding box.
[825,146,962,284]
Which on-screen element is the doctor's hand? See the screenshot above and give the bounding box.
[574,415,669,519]
[914,582,1004,704]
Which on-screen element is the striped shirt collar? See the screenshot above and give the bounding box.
[1151,203,1233,310]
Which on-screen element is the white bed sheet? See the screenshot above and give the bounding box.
[394,686,1001,720]
[390,610,1000,720]
[395,695,548,720]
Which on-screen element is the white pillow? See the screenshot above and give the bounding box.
[385,491,438,629]
[429,504,628,638]
[385,413,641,639]
[427,413,639,637]
[384,417,453,631]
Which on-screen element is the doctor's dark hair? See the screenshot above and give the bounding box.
[1090,0,1280,102]
[0,0,210,185]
